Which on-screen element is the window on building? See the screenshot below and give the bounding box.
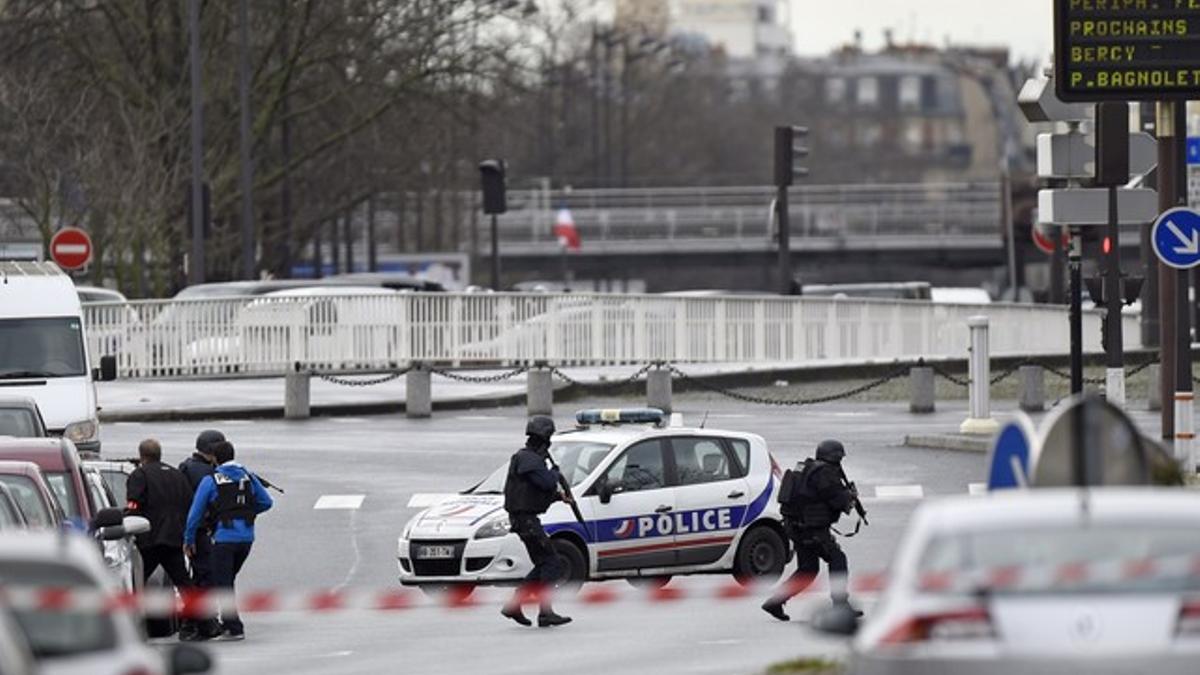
[825,77,847,104]
[857,77,879,107]
[899,76,921,110]
[903,119,924,154]
[857,121,883,147]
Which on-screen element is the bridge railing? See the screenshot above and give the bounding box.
[497,182,1002,248]
[82,293,1137,379]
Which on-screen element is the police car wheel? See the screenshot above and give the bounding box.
[733,525,786,585]
[551,539,587,591]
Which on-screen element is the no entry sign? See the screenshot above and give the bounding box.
[50,227,93,270]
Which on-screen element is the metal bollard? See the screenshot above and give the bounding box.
[527,368,553,417]
[959,316,1000,435]
[406,365,432,419]
[647,367,673,413]
[284,365,311,420]
[1018,365,1045,413]
[909,367,935,414]
[1146,363,1162,412]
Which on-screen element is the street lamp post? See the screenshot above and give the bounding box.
[237,0,255,280]
[187,0,206,285]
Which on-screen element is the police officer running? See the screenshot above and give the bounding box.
[500,416,572,628]
[124,439,202,639]
[184,440,273,641]
[762,440,863,621]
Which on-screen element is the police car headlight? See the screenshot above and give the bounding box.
[473,515,510,540]
[64,418,98,444]
[401,516,419,541]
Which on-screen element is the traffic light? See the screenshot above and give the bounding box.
[478,159,507,215]
[774,125,809,187]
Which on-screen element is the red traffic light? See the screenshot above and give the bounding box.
[1102,236,1112,255]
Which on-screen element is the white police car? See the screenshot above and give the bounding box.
[397,409,787,590]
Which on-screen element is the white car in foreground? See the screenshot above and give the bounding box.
[398,409,787,591]
[0,531,211,675]
[837,488,1200,675]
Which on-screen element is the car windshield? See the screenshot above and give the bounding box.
[0,318,87,379]
[470,442,615,494]
[919,525,1200,595]
[97,469,127,505]
[0,559,117,657]
[0,476,52,528]
[0,408,39,437]
[44,473,80,521]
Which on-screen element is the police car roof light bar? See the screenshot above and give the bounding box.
[574,408,666,428]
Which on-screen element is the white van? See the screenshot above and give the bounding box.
[0,262,114,455]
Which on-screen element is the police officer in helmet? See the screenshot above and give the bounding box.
[500,416,572,628]
[762,439,862,621]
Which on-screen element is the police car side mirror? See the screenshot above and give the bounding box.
[811,604,861,637]
[598,480,614,505]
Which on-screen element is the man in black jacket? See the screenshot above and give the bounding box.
[178,430,223,640]
[500,416,572,628]
[125,438,200,636]
[762,440,861,621]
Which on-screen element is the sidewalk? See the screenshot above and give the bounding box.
[97,362,841,422]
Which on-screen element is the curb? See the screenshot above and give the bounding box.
[902,433,991,453]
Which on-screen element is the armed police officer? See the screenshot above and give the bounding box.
[500,416,572,628]
[762,440,863,621]
[184,440,273,641]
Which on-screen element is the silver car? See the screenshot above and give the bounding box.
[837,488,1200,675]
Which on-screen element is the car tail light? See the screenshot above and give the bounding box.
[880,607,996,645]
[1176,600,1200,637]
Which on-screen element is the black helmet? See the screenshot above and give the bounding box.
[196,430,226,455]
[525,416,556,441]
[816,439,845,464]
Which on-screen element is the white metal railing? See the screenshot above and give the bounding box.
[81,293,1139,379]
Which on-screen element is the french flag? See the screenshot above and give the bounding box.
[554,208,581,252]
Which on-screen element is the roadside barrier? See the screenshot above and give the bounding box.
[5,549,1199,617]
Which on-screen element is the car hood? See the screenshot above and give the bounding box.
[410,495,505,535]
[0,378,92,431]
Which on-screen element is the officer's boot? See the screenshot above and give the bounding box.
[761,598,790,622]
[501,589,532,626]
[537,600,572,627]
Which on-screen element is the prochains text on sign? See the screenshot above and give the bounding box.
[1059,1,1200,98]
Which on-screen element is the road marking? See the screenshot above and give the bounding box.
[314,495,365,510]
[968,483,988,496]
[328,417,368,424]
[455,415,506,421]
[408,493,457,508]
[874,485,924,500]
[697,639,743,646]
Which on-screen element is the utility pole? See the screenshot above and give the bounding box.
[1159,102,1180,442]
[187,0,206,285]
[237,0,255,280]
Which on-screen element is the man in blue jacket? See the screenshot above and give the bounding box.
[184,440,273,641]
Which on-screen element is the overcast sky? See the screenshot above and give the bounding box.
[788,0,1054,62]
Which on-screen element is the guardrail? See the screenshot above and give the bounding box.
[82,293,1138,380]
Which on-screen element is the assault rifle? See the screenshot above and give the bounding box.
[838,466,869,527]
[543,452,588,539]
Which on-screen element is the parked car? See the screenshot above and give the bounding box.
[0,262,115,455]
[0,531,211,675]
[0,460,65,530]
[83,465,143,594]
[0,602,35,675]
[831,488,1200,675]
[0,484,28,530]
[0,397,47,439]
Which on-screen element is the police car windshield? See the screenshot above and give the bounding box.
[470,442,614,494]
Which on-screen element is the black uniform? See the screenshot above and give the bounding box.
[125,461,196,590]
[179,452,217,588]
[503,444,565,585]
[500,416,572,628]
[764,440,857,620]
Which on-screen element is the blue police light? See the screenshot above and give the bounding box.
[575,408,666,427]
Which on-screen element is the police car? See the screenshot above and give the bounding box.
[397,409,787,591]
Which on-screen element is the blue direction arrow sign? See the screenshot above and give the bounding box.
[1153,207,1200,270]
[985,415,1035,491]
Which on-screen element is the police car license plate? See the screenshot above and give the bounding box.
[415,544,456,560]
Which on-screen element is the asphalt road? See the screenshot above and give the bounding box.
[101,397,999,675]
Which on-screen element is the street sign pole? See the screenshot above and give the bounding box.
[1158,102,1178,444]
[1097,101,1130,406]
[1171,105,1195,471]
[1069,228,1083,395]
